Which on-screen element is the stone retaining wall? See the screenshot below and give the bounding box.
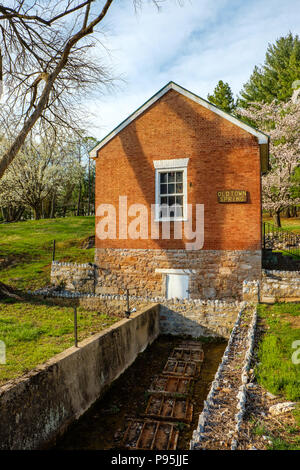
[242,280,260,303]
[31,288,243,339]
[261,270,300,302]
[51,261,96,293]
[159,299,242,338]
[0,306,159,450]
[263,269,300,279]
[242,271,300,303]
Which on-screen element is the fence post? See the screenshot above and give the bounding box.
[125,289,130,318]
[74,306,78,347]
[52,239,56,262]
[263,222,266,250]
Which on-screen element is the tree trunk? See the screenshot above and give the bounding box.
[33,203,42,220]
[15,207,24,222]
[76,182,82,216]
[88,158,91,216]
[291,206,297,217]
[273,210,281,227]
[1,206,7,221]
[50,192,56,219]
[0,281,24,300]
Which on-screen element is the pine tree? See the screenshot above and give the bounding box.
[207,80,235,113]
[239,32,300,106]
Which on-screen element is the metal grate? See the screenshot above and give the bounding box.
[122,341,204,450]
[148,375,193,396]
[143,395,193,423]
[163,359,200,377]
[122,419,179,450]
[177,341,204,350]
[169,347,204,363]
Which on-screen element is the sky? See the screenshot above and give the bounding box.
[85,0,300,140]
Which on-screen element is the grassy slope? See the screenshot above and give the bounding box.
[0,216,298,293]
[256,303,300,449]
[0,217,95,290]
[0,297,119,386]
[0,217,121,387]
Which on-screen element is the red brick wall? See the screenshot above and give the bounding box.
[95,89,261,251]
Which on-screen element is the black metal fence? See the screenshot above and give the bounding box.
[263,222,300,258]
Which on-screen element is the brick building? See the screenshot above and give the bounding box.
[90,82,269,300]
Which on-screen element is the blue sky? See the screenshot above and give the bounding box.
[86,0,300,139]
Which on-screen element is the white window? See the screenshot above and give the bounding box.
[154,158,188,221]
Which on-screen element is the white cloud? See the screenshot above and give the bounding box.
[85,0,300,139]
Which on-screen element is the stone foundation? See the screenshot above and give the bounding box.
[95,248,262,300]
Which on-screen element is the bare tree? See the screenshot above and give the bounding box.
[0,0,165,179]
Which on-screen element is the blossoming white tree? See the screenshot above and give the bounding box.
[0,125,84,219]
[238,91,300,227]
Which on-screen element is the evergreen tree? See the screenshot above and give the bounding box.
[207,80,235,113]
[239,32,300,106]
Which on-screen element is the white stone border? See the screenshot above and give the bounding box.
[263,269,300,278]
[52,261,96,268]
[28,287,243,307]
[189,303,246,449]
[231,306,257,450]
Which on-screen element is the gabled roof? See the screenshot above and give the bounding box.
[89,81,269,158]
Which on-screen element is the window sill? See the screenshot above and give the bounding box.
[154,217,188,223]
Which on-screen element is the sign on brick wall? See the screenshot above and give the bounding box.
[217,190,248,203]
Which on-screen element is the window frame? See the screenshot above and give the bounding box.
[154,158,189,222]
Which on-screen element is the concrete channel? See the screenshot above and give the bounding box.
[0,305,227,450]
[53,336,225,450]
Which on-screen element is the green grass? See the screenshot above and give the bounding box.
[252,423,269,437]
[262,215,300,234]
[257,303,300,401]
[0,217,94,290]
[0,297,119,385]
[255,302,300,450]
[268,436,300,450]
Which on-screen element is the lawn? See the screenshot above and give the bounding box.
[256,302,300,449]
[0,297,119,386]
[0,217,95,291]
[262,215,300,234]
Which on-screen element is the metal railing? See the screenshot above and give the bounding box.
[263,222,300,258]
